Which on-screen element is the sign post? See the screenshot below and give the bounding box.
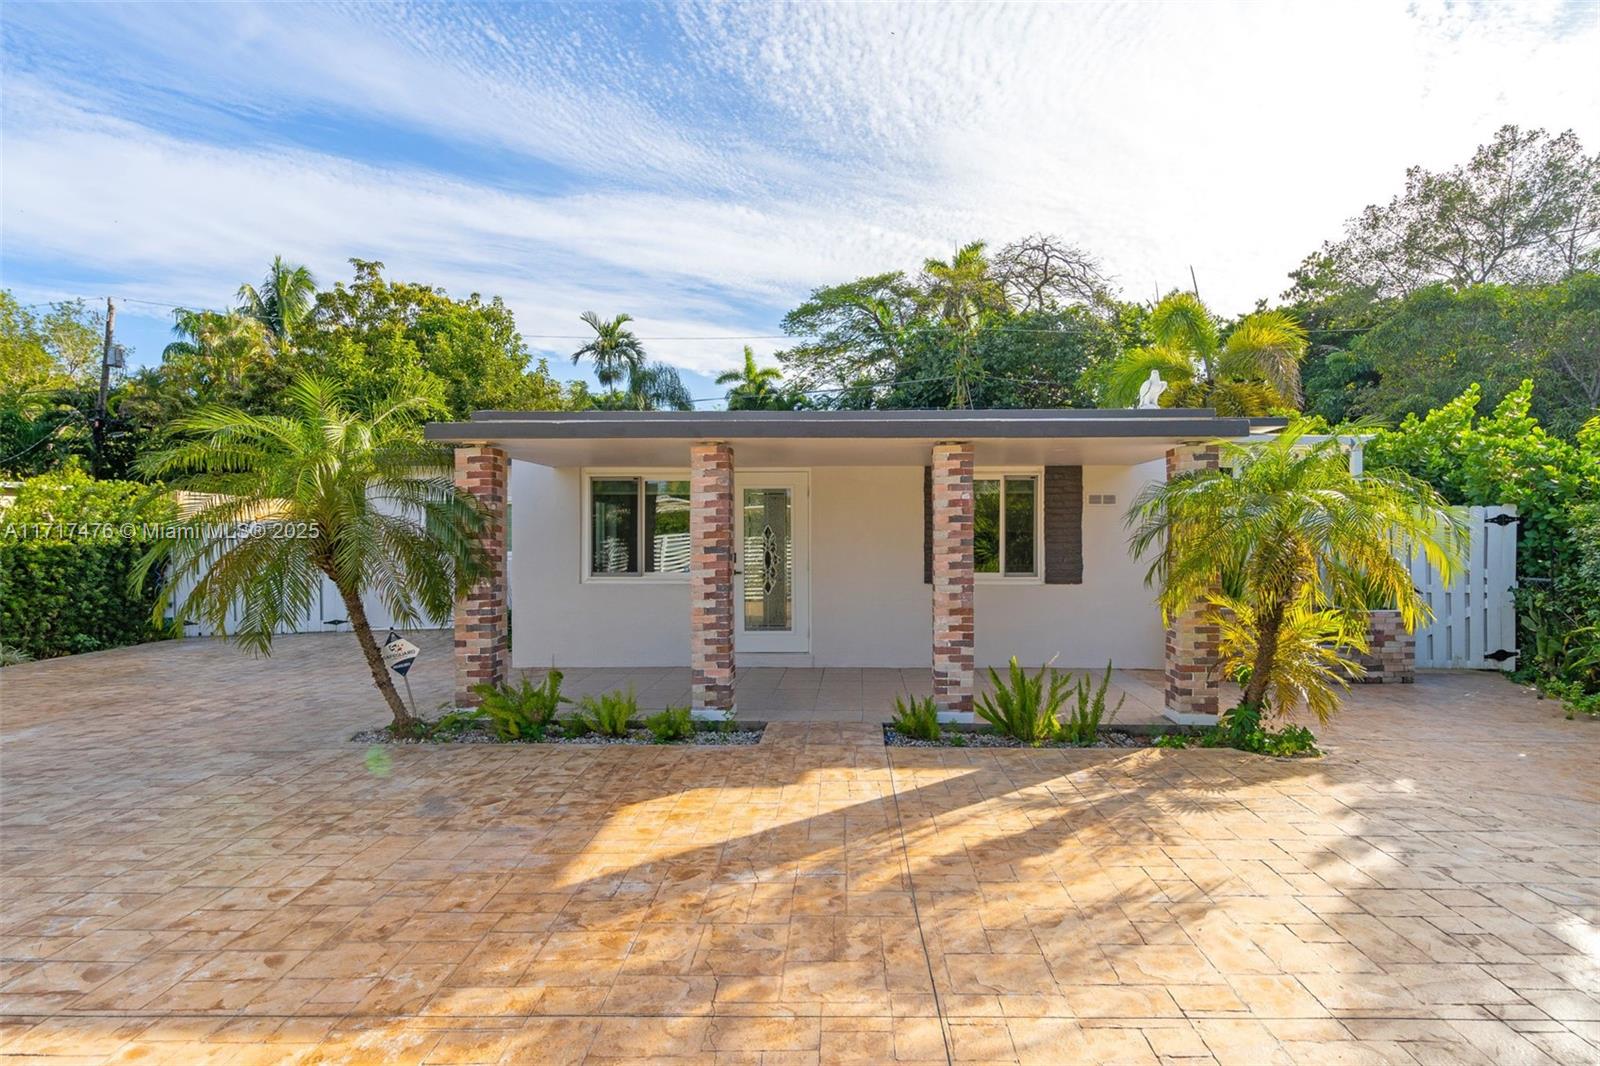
[381,630,421,719]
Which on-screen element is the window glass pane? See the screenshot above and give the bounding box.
[974,479,1000,574]
[1004,476,1036,575]
[590,479,638,574]
[645,479,691,573]
[742,487,792,630]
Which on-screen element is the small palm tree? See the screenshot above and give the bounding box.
[236,256,316,352]
[717,346,790,409]
[1105,293,1308,414]
[134,376,489,736]
[1127,425,1463,719]
[572,311,645,391]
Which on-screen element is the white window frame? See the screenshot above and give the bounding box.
[580,468,693,583]
[973,467,1044,585]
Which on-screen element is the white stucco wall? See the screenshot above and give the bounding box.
[511,459,1166,671]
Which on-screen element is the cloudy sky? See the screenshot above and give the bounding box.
[4,1,1598,399]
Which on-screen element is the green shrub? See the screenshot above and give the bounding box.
[1199,703,1320,757]
[975,657,1072,745]
[470,671,568,741]
[1541,678,1600,720]
[577,688,637,737]
[1059,661,1125,746]
[890,694,941,741]
[1152,732,1188,749]
[645,706,695,743]
[0,466,175,659]
[0,643,33,666]
[0,539,167,659]
[427,705,487,738]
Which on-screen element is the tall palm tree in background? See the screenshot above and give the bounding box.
[1105,293,1308,415]
[236,256,316,352]
[571,311,693,410]
[134,376,488,736]
[920,241,1009,408]
[1127,425,1462,720]
[572,311,645,391]
[717,346,798,409]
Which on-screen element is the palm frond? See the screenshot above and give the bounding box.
[1103,346,1196,407]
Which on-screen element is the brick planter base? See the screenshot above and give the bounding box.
[1350,610,1414,684]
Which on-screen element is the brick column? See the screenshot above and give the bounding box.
[931,441,976,721]
[690,442,735,715]
[1350,610,1415,684]
[1164,444,1221,724]
[454,445,508,707]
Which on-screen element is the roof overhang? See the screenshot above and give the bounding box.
[424,409,1286,468]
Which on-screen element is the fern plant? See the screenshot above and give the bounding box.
[645,706,695,743]
[1059,661,1126,745]
[975,657,1072,745]
[890,694,941,741]
[577,688,637,737]
[470,670,568,741]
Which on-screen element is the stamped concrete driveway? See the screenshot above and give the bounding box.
[2,632,1598,1065]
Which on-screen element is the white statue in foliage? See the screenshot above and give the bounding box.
[1137,369,1165,409]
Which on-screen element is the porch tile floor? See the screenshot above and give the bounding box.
[3,630,1598,1064]
[516,664,1174,723]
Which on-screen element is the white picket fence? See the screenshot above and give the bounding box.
[1409,505,1519,670]
[171,550,511,637]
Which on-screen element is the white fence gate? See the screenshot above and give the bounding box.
[1409,505,1518,670]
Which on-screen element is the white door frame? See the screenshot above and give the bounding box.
[733,470,810,653]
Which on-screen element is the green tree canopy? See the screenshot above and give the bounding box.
[302,259,580,418]
[1328,275,1600,435]
[777,234,1119,408]
[1292,125,1600,300]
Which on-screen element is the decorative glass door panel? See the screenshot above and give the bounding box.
[734,473,809,653]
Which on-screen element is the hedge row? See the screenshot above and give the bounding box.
[0,539,165,659]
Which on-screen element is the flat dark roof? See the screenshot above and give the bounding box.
[424,408,1281,443]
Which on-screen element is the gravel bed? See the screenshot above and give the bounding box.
[352,723,764,746]
[884,727,1151,749]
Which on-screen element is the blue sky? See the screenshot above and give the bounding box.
[4,1,1598,402]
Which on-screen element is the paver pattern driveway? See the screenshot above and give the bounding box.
[2,632,1598,1064]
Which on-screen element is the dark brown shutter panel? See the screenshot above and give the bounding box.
[1044,466,1083,585]
[923,465,933,584]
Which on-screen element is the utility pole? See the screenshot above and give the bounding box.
[93,297,115,472]
[1189,265,1201,299]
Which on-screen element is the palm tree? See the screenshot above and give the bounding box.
[717,346,791,409]
[572,311,645,391]
[1127,425,1463,719]
[236,256,316,352]
[134,376,489,736]
[163,309,272,395]
[571,311,693,410]
[1105,293,1308,414]
[623,360,694,411]
[920,241,1008,408]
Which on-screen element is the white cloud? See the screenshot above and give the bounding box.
[3,0,1597,379]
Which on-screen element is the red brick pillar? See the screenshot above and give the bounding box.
[690,442,735,715]
[1163,444,1221,724]
[931,441,976,720]
[454,445,508,707]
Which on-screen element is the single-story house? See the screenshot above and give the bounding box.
[424,408,1285,723]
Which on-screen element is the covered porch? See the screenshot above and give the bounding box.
[426,409,1276,724]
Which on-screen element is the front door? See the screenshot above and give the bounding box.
[733,472,810,653]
